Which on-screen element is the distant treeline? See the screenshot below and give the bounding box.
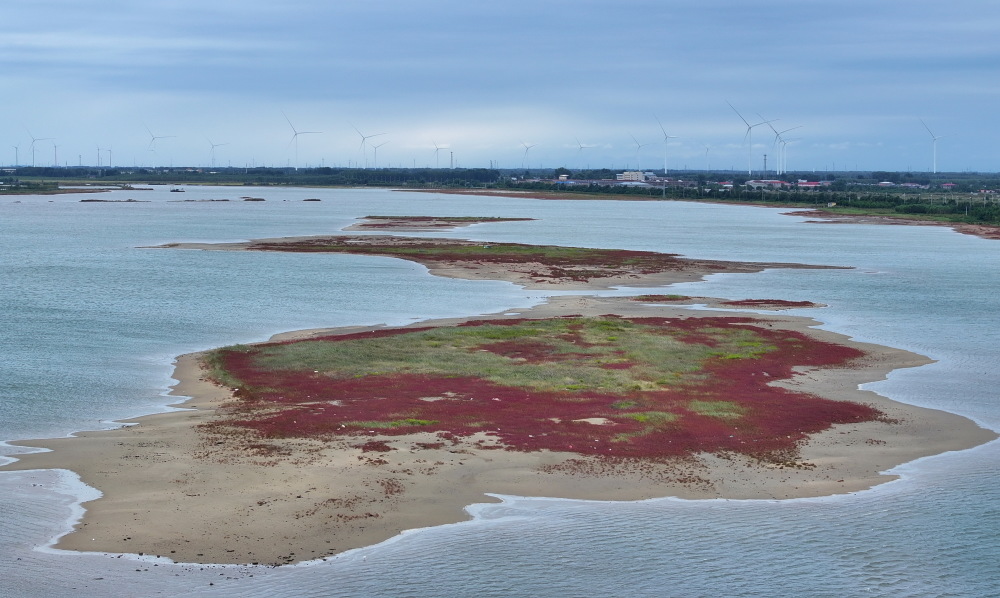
[6,166,1000,224]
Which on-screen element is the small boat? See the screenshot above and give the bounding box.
[170,187,185,192]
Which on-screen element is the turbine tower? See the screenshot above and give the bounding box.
[207,139,229,169]
[575,137,595,168]
[26,129,54,167]
[780,138,799,174]
[352,124,385,168]
[763,120,802,175]
[282,112,321,170]
[920,118,951,174]
[727,102,774,176]
[653,115,677,174]
[520,141,536,169]
[432,141,449,168]
[371,140,389,169]
[630,135,650,171]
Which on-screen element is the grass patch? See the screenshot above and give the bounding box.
[687,400,746,419]
[623,411,679,424]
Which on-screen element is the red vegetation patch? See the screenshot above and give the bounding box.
[204,316,880,462]
[353,440,395,453]
[242,236,710,283]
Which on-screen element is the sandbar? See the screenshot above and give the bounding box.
[4,237,995,567]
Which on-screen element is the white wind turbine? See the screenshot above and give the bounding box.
[653,115,677,174]
[575,137,596,168]
[12,144,20,167]
[727,102,774,176]
[207,139,229,168]
[920,118,952,174]
[371,140,389,169]
[630,134,650,171]
[763,120,802,175]
[432,141,450,168]
[144,125,175,153]
[26,129,54,167]
[282,112,321,169]
[701,143,712,171]
[780,138,799,174]
[352,125,385,168]
[520,141,537,169]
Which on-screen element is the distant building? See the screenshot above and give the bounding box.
[616,171,646,181]
[745,180,789,190]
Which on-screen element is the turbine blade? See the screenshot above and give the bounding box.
[919,118,935,138]
[726,101,751,127]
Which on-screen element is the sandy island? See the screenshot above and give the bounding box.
[152,232,845,291]
[4,233,995,567]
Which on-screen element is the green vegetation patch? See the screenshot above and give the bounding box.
[241,317,762,394]
[687,400,746,419]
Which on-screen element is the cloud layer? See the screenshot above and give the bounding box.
[4,1,998,172]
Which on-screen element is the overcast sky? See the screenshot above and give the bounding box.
[4,1,998,173]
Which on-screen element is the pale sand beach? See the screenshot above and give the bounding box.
[4,294,994,566]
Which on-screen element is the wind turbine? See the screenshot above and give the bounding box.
[371,140,389,169]
[106,146,113,168]
[727,102,774,176]
[780,138,799,174]
[144,125,175,152]
[432,141,450,168]
[26,129,53,167]
[653,115,677,174]
[282,112,321,169]
[920,118,951,174]
[763,120,802,175]
[630,134,650,171]
[12,144,20,167]
[575,137,595,168]
[352,125,385,168]
[520,141,536,169]
[207,138,228,168]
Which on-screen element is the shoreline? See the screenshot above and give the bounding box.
[399,189,1000,241]
[4,294,994,566]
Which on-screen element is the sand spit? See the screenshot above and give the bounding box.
[5,296,994,566]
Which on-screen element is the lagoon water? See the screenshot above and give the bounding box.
[1,186,998,597]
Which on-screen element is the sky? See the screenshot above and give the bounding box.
[3,0,999,174]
